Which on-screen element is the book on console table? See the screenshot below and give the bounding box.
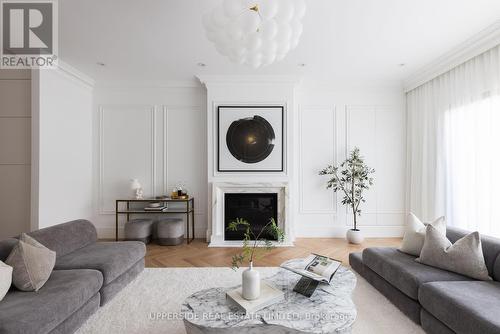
[226,282,284,314]
[281,254,342,297]
[143,206,168,211]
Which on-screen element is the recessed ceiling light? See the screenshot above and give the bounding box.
[298,63,306,67]
[197,62,207,67]
[399,63,406,67]
[96,62,106,67]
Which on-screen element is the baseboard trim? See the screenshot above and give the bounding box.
[295,226,405,238]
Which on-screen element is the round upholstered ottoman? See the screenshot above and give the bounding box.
[124,218,154,244]
[156,218,184,246]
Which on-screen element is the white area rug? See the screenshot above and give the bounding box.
[76,268,424,334]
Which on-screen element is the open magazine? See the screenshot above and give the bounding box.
[281,254,342,284]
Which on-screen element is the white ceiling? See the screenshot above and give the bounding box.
[59,0,500,87]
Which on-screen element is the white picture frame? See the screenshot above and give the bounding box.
[217,105,284,172]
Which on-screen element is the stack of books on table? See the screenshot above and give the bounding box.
[226,282,284,314]
[143,203,168,211]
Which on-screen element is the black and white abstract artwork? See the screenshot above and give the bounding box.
[217,106,284,172]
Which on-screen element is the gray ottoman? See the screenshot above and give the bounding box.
[125,218,154,244]
[156,218,184,245]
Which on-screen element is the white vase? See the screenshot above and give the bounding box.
[242,262,260,300]
[346,229,364,244]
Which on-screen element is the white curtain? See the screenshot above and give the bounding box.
[407,45,500,236]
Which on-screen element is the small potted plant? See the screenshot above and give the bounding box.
[319,147,375,244]
[227,217,284,300]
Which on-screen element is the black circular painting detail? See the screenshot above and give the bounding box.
[226,115,275,164]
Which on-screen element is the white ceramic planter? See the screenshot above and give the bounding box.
[346,229,364,244]
[242,262,260,300]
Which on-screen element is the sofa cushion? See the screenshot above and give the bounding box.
[0,269,102,334]
[27,220,97,258]
[362,247,472,300]
[55,241,146,285]
[419,281,500,334]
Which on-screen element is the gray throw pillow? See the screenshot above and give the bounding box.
[6,234,56,291]
[416,225,491,281]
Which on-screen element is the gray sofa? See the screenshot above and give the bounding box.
[350,226,500,334]
[0,220,146,334]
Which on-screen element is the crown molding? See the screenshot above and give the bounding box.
[95,79,202,89]
[196,74,302,87]
[404,21,500,92]
[56,60,95,89]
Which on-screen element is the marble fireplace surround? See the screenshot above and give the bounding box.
[209,182,293,247]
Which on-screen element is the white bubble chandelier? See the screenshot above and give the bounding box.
[202,0,306,68]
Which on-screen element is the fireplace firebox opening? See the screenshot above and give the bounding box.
[224,193,278,241]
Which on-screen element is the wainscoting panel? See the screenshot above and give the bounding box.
[345,105,405,227]
[375,107,406,214]
[299,106,337,214]
[99,105,155,214]
[165,106,207,220]
[97,102,207,238]
[345,106,377,217]
[295,98,406,237]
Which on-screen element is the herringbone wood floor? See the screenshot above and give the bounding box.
[145,238,402,268]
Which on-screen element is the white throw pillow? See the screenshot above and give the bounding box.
[399,213,446,256]
[0,260,13,301]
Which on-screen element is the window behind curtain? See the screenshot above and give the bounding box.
[444,94,500,237]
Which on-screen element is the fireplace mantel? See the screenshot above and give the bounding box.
[209,182,294,247]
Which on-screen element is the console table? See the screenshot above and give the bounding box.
[115,198,194,244]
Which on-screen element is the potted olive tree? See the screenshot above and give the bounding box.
[319,147,375,244]
[227,218,284,300]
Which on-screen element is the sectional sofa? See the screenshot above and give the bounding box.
[0,220,146,334]
[350,226,500,334]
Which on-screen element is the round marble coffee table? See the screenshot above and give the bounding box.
[181,259,357,334]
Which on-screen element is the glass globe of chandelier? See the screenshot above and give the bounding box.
[202,0,306,68]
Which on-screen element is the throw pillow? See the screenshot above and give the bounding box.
[416,225,491,281]
[399,213,446,256]
[0,260,12,301]
[6,234,56,291]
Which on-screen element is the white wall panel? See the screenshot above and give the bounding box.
[92,86,206,238]
[299,106,337,214]
[295,88,406,237]
[165,106,207,235]
[376,107,406,214]
[346,106,377,216]
[99,105,155,214]
[345,105,406,228]
[35,68,93,229]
